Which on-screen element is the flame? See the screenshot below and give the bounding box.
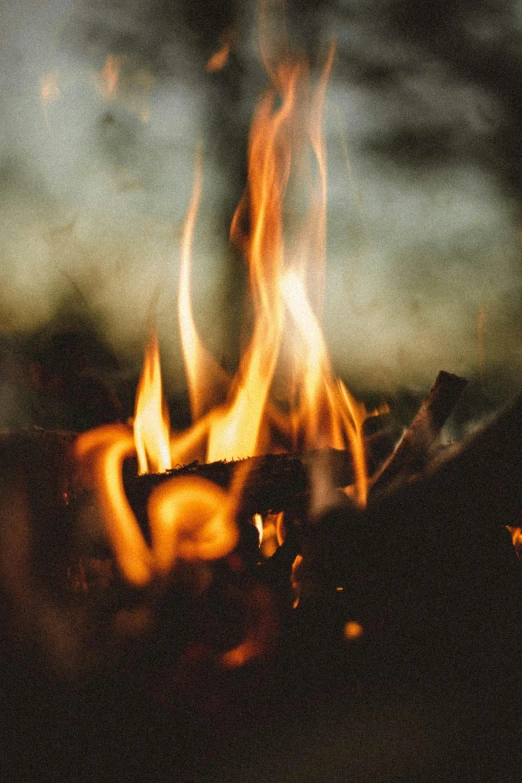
[148,475,238,573]
[75,32,379,593]
[254,511,285,558]
[74,425,153,587]
[206,42,231,73]
[253,513,264,544]
[74,426,240,586]
[134,327,172,475]
[178,147,230,424]
[159,45,371,476]
[507,526,522,559]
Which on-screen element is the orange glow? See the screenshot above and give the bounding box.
[133,327,172,475]
[507,526,522,559]
[74,25,382,600]
[206,42,231,73]
[256,511,285,558]
[148,476,238,572]
[74,425,153,587]
[252,513,264,544]
[74,426,240,586]
[221,585,276,668]
[178,147,230,424]
[162,43,373,478]
[344,620,364,640]
[291,553,303,607]
[98,55,123,99]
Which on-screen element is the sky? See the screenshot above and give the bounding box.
[1,0,522,423]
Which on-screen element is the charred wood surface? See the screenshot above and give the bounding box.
[372,370,467,494]
[1,389,522,783]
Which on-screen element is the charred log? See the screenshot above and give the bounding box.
[371,369,467,494]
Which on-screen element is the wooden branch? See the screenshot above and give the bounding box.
[371,370,467,495]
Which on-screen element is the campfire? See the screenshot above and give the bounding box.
[1,4,522,782]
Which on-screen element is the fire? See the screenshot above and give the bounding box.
[507,526,522,559]
[253,512,286,558]
[147,476,239,573]
[133,328,171,475]
[75,424,153,587]
[74,426,240,586]
[75,27,378,594]
[206,42,231,73]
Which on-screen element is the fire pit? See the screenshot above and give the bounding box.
[1,2,522,781]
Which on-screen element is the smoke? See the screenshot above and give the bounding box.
[0,0,522,415]
[0,0,234,391]
[320,0,522,397]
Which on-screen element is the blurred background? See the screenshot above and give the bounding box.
[1,0,522,431]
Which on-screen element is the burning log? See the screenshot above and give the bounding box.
[1,386,522,783]
[1,369,517,566]
[121,369,467,532]
[3,6,521,778]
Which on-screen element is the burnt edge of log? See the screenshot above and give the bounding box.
[1,369,515,551]
[0,369,474,538]
[371,370,467,495]
[125,450,320,526]
[123,369,467,529]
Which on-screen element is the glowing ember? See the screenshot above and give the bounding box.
[344,621,364,640]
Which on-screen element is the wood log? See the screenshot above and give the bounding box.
[371,370,467,495]
[1,393,522,783]
[296,393,522,690]
[122,370,467,533]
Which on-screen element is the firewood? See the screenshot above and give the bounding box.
[371,370,467,495]
[295,394,522,691]
[373,387,522,521]
[121,434,399,532]
[298,387,522,616]
[123,369,466,530]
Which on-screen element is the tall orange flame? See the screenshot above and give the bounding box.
[75,34,377,590]
[178,147,230,424]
